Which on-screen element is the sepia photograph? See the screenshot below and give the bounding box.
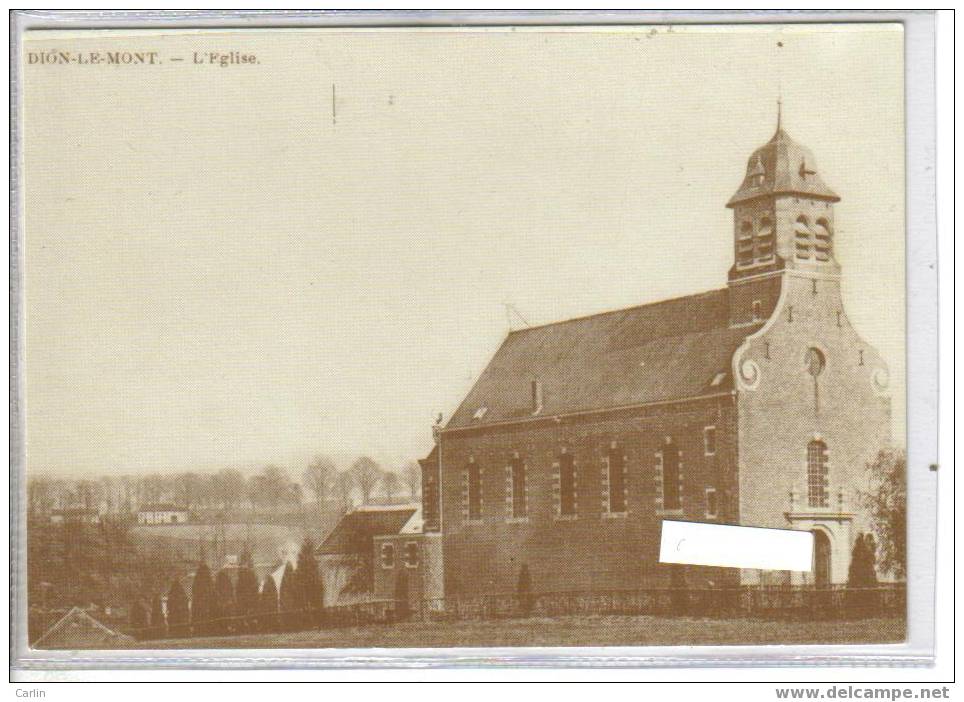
[17,22,908,655]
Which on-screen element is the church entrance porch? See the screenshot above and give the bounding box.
[812,529,832,587]
[779,517,853,586]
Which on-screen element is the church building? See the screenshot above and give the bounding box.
[419,114,891,597]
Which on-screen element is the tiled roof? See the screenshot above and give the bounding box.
[317,505,419,556]
[727,127,839,207]
[33,607,133,649]
[445,288,759,430]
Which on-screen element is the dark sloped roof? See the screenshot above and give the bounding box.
[445,288,759,430]
[33,607,134,649]
[317,506,418,556]
[418,445,438,471]
[727,127,839,207]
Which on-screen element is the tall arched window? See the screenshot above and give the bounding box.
[559,452,576,517]
[660,441,681,510]
[467,460,482,521]
[807,440,829,508]
[509,455,526,519]
[606,447,626,514]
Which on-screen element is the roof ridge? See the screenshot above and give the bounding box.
[507,287,727,335]
[34,607,128,647]
[354,504,419,512]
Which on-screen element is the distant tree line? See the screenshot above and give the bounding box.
[28,455,422,519]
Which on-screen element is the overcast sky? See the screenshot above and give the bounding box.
[23,24,904,478]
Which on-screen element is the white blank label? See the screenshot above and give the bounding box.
[659,520,813,572]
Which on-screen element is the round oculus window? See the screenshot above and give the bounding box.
[873,367,889,391]
[739,359,760,388]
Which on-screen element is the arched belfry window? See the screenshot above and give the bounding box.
[794,216,813,260]
[807,440,829,508]
[757,217,774,259]
[737,221,754,265]
[814,218,833,261]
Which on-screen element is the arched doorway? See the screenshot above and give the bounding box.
[812,530,831,587]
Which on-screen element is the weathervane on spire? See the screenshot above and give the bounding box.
[776,37,784,134]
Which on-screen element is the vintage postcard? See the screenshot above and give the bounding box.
[16,22,908,655]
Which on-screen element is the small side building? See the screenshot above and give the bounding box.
[371,507,443,610]
[317,504,441,608]
[49,508,100,525]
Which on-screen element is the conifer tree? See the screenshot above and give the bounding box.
[130,599,148,636]
[846,533,880,615]
[863,534,879,586]
[847,533,880,588]
[166,577,189,638]
[296,538,324,624]
[215,569,236,634]
[279,562,299,630]
[150,593,165,639]
[190,561,216,635]
[258,575,279,633]
[235,555,260,632]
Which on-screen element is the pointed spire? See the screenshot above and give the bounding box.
[775,96,783,136]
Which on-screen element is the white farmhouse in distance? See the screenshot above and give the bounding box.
[136,503,190,525]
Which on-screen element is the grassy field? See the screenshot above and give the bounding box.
[117,615,905,650]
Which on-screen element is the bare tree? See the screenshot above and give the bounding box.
[74,480,101,510]
[100,476,117,514]
[27,476,54,518]
[175,472,203,510]
[381,470,402,504]
[349,456,381,505]
[212,468,245,510]
[143,474,165,504]
[302,455,336,506]
[51,478,72,509]
[403,461,421,501]
[248,465,291,513]
[288,482,303,508]
[119,475,137,513]
[334,470,354,513]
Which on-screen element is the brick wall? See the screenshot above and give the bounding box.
[372,534,425,605]
[435,396,740,597]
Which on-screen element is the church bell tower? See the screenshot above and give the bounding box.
[726,106,841,326]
